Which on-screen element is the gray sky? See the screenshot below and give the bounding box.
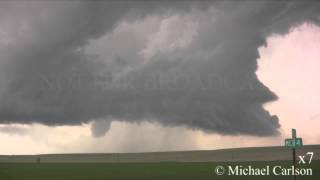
[0,1,320,154]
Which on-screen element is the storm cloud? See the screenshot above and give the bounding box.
[0,1,319,137]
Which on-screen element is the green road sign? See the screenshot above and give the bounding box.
[285,138,303,149]
[285,129,302,180]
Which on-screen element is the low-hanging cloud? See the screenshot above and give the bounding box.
[0,1,319,137]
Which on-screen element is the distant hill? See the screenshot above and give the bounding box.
[1,145,319,163]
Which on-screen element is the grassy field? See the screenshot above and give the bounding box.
[0,161,319,180]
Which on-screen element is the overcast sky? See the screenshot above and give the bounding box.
[0,1,319,154]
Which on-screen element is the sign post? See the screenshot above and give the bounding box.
[285,129,303,180]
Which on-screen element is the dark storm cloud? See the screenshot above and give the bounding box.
[0,1,319,136]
